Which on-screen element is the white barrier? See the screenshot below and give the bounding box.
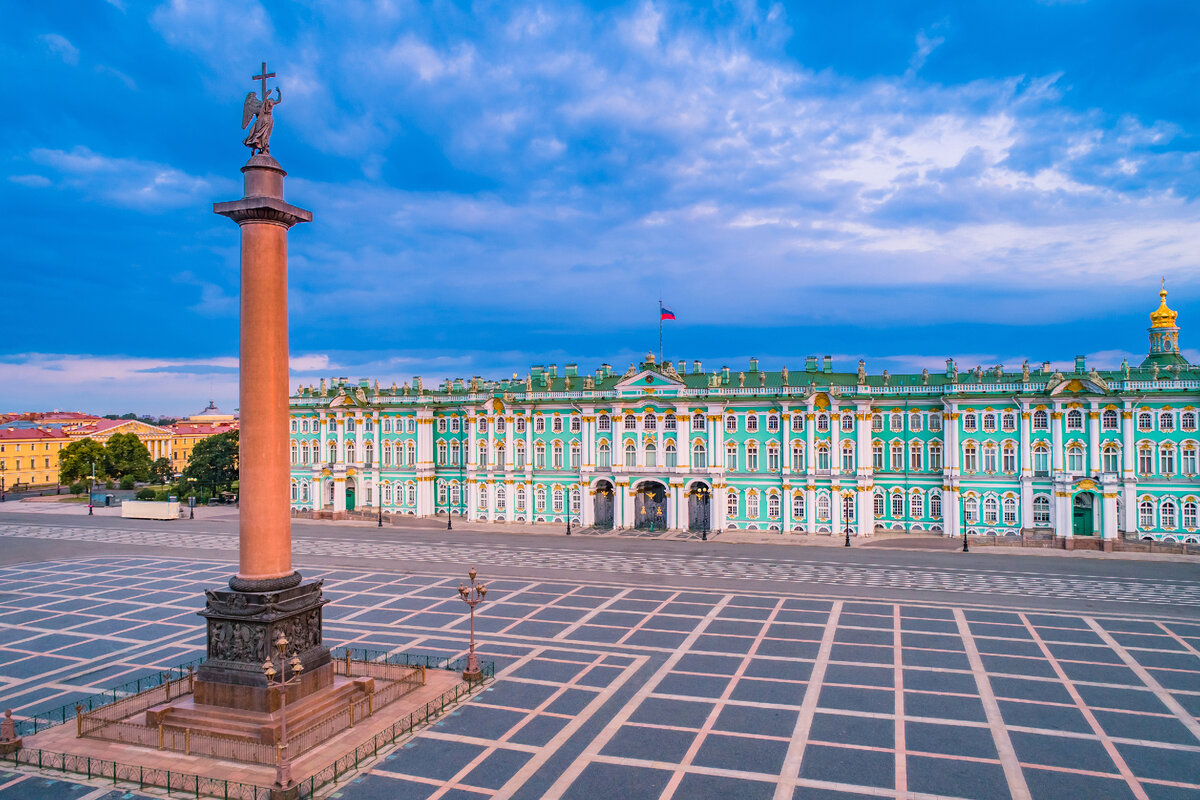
[121,501,181,520]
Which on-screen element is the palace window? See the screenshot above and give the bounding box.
[478,484,489,512]
[747,492,759,519]
[302,442,311,464]
[691,443,706,469]
[727,489,739,517]
[1183,445,1197,475]
[746,443,759,471]
[646,443,657,468]
[1032,444,1049,475]
[598,414,611,432]
[1001,442,1016,473]
[664,414,676,431]
[891,442,903,470]
[891,492,904,518]
[451,440,461,466]
[982,413,997,432]
[1162,499,1178,529]
[290,442,297,464]
[514,441,525,469]
[1160,411,1175,432]
[872,441,884,471]
[1102,410,1119,430]
[791,414,804,432]
[1139,446,1153,475]
[692,413,706,431]
[726,444,738,471]
[1001,412,1016,432]
[725,415,737,432]
[625,415,637,430]
[451,417,461,433]
[767,443,779,472]
[1033,496,1050,526]
[346,417,356,433]
[890,413,903,431]
[346,442,356,463]
[767,492,780,519]
[842,494,855,522]
[406,483,416,506]
[872,414,883,432]
[841,413,854,432]
[911,412,924,432]
[598,443,611,469]
[874,492,885,517]
[930,492,943,519]
[792,443,805,471]
[535,417,546,433]
[1183,411,1197,431]
[841,442,854,472]
[379,419,389,433]
[929,414,942,432]
[963,443,978,473]
[478,442,489,466]
[816,445,830,471]
[910,442,924,471]
[929,441,942,472]
[644,413,657,431]
[553,488,564,514]
[1138,412,1153,431]
[817,493,830,521]
[553,442,564,470]
[1161,445,1176,476]
[1066,446,1084,473]
[817,414,830,432]
[767,414,779,432]
[1139,499,1154,529]
[571,416,581,433]
[983,497,998,524]
[1066,410,1083,430]
[365,441,376,464]
[911,492,924,519]
[496,417,506,434]
[624,443,636,467]
[747,414,759,433]
[963,413,978,431]
[1003,498,1017,525]
[1102,444,1120,474]
[536,487,547,512]
[535,443,547,469]
[478,418,488,434]
[290,420,297,433]
[290,481,298,501]
[665,443,677,468]
[571,442,581,469]
[437,418,447,433]
[437,442,447,465]
[1183,500,1197,528]
[793,492,805,522]
[514,485,525,512]
[496,485,507,511]
[1033,410,1048,429]
[328,442,337,463]
[571,487,581,514]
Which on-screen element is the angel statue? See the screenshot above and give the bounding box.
[242,87,281,155]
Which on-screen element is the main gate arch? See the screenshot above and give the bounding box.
[687,482,711,532]
[593,480,614,529]
[634,481,668,530]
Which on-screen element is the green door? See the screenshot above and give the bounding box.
[346,487,356,512]
[1072,493,1094,535]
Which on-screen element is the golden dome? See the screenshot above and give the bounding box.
[1150,288,1178,329]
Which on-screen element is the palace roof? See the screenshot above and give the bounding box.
[0,427,70,441]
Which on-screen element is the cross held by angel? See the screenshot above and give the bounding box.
[242,61,281,155]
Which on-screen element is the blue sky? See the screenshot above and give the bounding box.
[3,0,1199,415]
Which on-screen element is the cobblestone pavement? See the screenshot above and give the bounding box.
[1,556,1199,800]
[2,522,1200,609]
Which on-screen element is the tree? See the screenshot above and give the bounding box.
[106,433,153,481]
[182,430,239,493]
[59,439,110,485]
[151,457,174,484]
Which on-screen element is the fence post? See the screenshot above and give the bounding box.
[188,665,195,694]
[349,702,355,727]
[164,672,171,702]
[75,704,84,738]
[345,650,352,675]
[158,724,164,750]
[185,728,191,755]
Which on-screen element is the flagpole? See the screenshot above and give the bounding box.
[658,299,663,365]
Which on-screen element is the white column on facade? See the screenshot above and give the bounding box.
[486,412,496,472]
[336,413,345,464]
[1088,402,1101,473]
[831,485,843,535]
[635,414,645,469]
[506,417,516,472]
[830,407,841,477]
[621,482,634,528]
[354,412,364,465]
[670,483,681,530]
[805,485,816,533]
[467,416,477,469]
[858,487,874,536]
[525,416,534,477]
[1019,404,1033,528]
[505,480,515,522]
[1051,403,1064,472]
[946,488,961,538]
[467,479,478,518]
[1101,484,1119,540]
[417,409,434,516]
[1054,484,1072,540]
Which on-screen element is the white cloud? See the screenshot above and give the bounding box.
[8,174,51,187]
[29,146,233,211]
[40,33,79,65]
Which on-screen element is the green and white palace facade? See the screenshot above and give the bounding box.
[289,290,1200,545]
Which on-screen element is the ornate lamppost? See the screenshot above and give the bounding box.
[263,633,304,793]
[457,568,487,682]
[844,516,852,547]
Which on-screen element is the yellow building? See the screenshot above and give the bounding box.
[168,401,238,474]
[0,427,71,490]
[69,419,175,462]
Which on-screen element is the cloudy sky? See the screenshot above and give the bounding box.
[3,0,1199,415]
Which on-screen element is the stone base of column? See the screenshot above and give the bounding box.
[195,577,333,713]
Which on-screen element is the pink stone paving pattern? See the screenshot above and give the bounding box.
[1,556,1199,800]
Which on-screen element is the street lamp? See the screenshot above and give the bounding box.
[844,516,852,547]
[263,633,304,793]
[0,461,6,502]
[187,477,197,519]
[457,568,487,682]
[88,461,95,516]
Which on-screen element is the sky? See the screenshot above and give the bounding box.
[2,0,1200,415]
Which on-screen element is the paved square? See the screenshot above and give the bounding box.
[1,555,1199,799]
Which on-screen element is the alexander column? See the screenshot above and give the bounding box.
[195,63,332,712]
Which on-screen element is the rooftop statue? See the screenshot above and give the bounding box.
[241,62,281,156]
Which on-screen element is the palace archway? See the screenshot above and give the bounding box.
[687,482,711,532]
[634,480,668,530]
[593,480,614,529]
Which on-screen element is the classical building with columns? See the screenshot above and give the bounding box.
[289,289,1200,545]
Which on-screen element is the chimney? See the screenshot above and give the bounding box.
[805,355,818,373]
[693,360,702,374]
[1074,355,1086,373]
[749,357,759,372]
[722,366,730,383]
[565,363,577,377]
[823,356,833,374]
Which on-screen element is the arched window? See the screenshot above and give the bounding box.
[383,482,393,504]
[982,413,997,432]
[817,492,831,520]
[983,497,998,524]
[624,414,636,430]
[1183,411,1197,431]
[290,481,298,501]
[301,442,310,464]
[327,441,339,463]
[726,444,738,471]
[1003,497,1017,525]
[450,440,461,466]
[301,482,309,502]
[726,489,739,517]
[1139,446,1154,475]
[598,414,611,432]
[1001,442,1016,473]
[1033,495,1050,526]
[982,444,998,473]
[535,486,547,512]
[747,492,759,519]
[514,441,525,469]
[816,444,830,471]
[552,442,564,469]
[1139,499,1155,529]
[963,412,978,431]
[1162,499,1178,529]
[874,491,885,517]
[725,414,737,432]
[346,441,356,463]
[891,492,904,518]
[534,417,545,434]
[929,441,942,471]
[817,413,830,432]
[910,492,924,519]
[495,485,506,511]
[515,485,526,511]
[626,415,638,431]
[841,441,854,472]
[910,441,923,471]
[364,441,374,464]
[891,442,903,469]
[1160,411,1174,432]
[792,443,805,471]
[450,482,461,507]
[665,443,677,468]
[1102,443,1120,473]
[478,417,488,434]
[749,414,762,433]
[965,496,979,524]
[437,480,447,505]
[382,441,392,466]
[1161,445,1176,476]
[478,441,489,466]
[624,443,636,467]
[571,442,582,469]
[791,414,804,432]
[1183,444,1197,475]
[767,414,779,432]
[930,491,942,519]
[406,482,416,506]
[598,443,611,469]
[1066,410,1083,430]
[872,414,883,432]
[1066,445,1084,473]
[746,442,759,471]
[290,442,297,464]
[911,412,924,432]
[692,413,706,430]
[1183,500,1197,529]
[1032,443,1049,475]
[406,442,416,466]
[644,413,657,430]
[535,442,546,469]
[1000,412,1015,432]
[645,443,658,468]
[1138,412,1153,431]
[842,493,856,522]
[963,442,978,473]
[840,413,854,432]
[793,492,805,521]
[345,417,356,433]
[496,417,506,434]
[1033,409,1048,429]
[691,442,706,469]
[479,483,489,512]
[767,443,779,472]
[929,413,942,432]
[1102,409,1119,430]
[570,486,581,514]
[890,413,904,431]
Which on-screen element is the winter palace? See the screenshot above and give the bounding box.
[289,289,1200,545]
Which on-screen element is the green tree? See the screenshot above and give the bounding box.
[105,433,153,481]
[58,439,110,485]
[151,457,174,484]
[182,430,239,493]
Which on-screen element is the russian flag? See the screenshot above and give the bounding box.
[660,306,676,321]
